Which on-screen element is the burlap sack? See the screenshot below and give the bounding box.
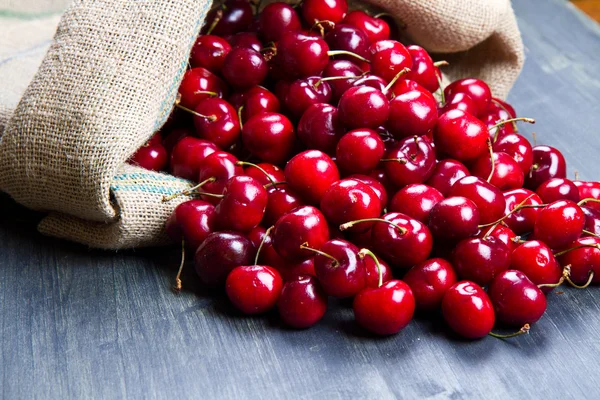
[0,0,524,249]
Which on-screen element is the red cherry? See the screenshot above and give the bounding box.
[263,185,304,226]
[352,74,387,92]
[343,11,390,43]
[322,60,364,101]
[480,107,515,140]
[510,240,562,293]
[193,98,241,150]
[222,47,268,89]
[274,32,330,79]
[324,24,369,62]
[489,97,517,118]
[214,176,268,232]
[575,181,600,213]
[425,159,470,196]
[452,236,511,286]
[335,129,384,174]
[338,86,390,129]
[202,0,253,36]
[277,258,317,281]
[442,281,495,339]
[525,145,567,190]
[227,32,262,52]
[534,200,585,249]
[278,276,327,329]
[259,2,302,42]
[387,78,426,98]
[503,188,544,234]
[353,279,415,335]
[582,205,600,236]
[403,258,457,312]
[197,151,244,202]
[242,162,285,187]
[166,200,216,250]
[226,265,283,314]
[285,77,333,118]
[448,176,506,225]
[348,174,388,209]
[238,86,281,122]
[557,237,600,285]
[475,224,519,253]
[428,196,480,241]
[130,143,167,171]
[433,110,489,162]
[368,40,412,83]
[488,270,546,326]
[386,89,438,138]
[492,133,533,175]
[272,206,330,261]
[444,78,491,117]
[470,151,525,191]
[189,35,231,73]
[296,103,345,155]
[302,0,348,25]
[162,127,191,153]
[242,112,295,164]
[285,150,340,204]
[405,45,440,93]
[178,67,227,109]
[389,184,443,224]
[439,92,478,117]
[536,178,580,203]
[170,137,218,180]
[310,239,366,298]
[383,135,436,187]
[363,253,392,288]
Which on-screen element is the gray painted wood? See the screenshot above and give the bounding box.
[1,0,600,398]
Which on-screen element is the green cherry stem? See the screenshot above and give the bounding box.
[491,98,518,131]
[537,266,570,289]
[327,50,370,64]
[339,218,408,235]
[236,161,279,190]
[433,60,449,68]
[359,248,383,287]
[566,271,594,289]
[478,194,539,229]
[489,324,530,339]
[578,198,600,207]
[382,67,411,94]
[492,117,535,143]
[255,226,274,265]
[485,139,495,183]
[175,102,217,122]
[313,72,367,89]
[583,230,600,239]
[554,244,600,258]
[162,177,216,202]
[300,242,339,267]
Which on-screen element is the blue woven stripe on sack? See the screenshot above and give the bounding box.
[111,173,190,195]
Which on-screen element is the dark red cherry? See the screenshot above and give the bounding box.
[190,35,231,73]
[525,145,567,190]
[297,103,345,154]
[322,60,364,101]
[162,127,191,153]
[239,86,281,122]
[338,86,390,129]
[215,176,268,232]
[197,151,244,202]
[311,239,365,298]
[428,196,480,241]
[222,47,268,89]
[444,78,491,117]
[352,74,387,92]
[368,40,412,83]
[320,179,382,232]
[582,205,600,237]
[263,185,304,226]
[503,188,544,234]
[480,107,515,140]
[470,151,524,191]
[170,137,218,180]
[348,175,388,209]
[389,184,443,224]
[383,136,436,188]
[343,10,390,44]
[533,200,585,249]
[557,237,600,285]
[536,178,580,203]
[434,110,489,162]
[259,2,302,42]
[386,89,438,138]
[403,258,458,312]
[510,240,562,292]
[243,162,285,186]
[202,0,253,36]
[193,98,241,150]
[475,224,519,253]
[575,181,600,213]
[452,236,511,286]
[336,129,384,174]
[442,281,495,339]
[405,45,440,93]
[448,176,506,225]
[276,258,317,281]
[166,200,216,250]
[425,159,470,196]
[439,92,478,117]
[353,279,415,335]
[242,112,295,164]
[178,67,227,109]
[194,231,255,287]
[285,150,340,204]
[130,143,167,171]
[302,0,348,25]
[274,32,330,79]
[492,133,533,174]
[363,253,392,288]
[272,206,330,261]
[226,265,283,314]
[325,24,369,62]
[278,275,327,329]
[488,270,546,326]
[227,31,262,52]
[285,77,332,118]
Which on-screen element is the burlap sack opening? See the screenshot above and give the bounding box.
[0,0,524,249]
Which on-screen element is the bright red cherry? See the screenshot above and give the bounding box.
[503,188,544,234]
[433,109,489,162]
[488,270,546,326]
[383,135,436,187]
[389,184,443,224]
[363,253,392,288]
[285,77,333,118]
[130,143,167,171]
[448,176,506,225]
[475,224,519,253]
[368,40,412,83]
[575,181,600,213]
[197,151,244,202]
[428,196,480,241]
[439,92,478,117]
[582,205,600,236]
[492,133,533,175]
[277,258,317,281]
[166,200,216,250]
[470,151,525,191]
[239,86,281,122]
[338,86,390,129]
[557,237,600,285]
[452,236,511,286]
[222,47,268,89]
[348,175,388,209]
[480,107,515,140]
[325,24,369,62]
[403,258,458,312]
[302,0,348,25]
[405,45,440,93]
[193,97,241,150]
[336,129,385,174]
[525,145,567,190]
[272,206,330,261]
[178,67,228,109]
[442,281,495,339]
[536,178,580,203]
[444,78,492,117]
[242,112,295,164]
[533,200,585,249]
[274,32,330,79]
[510,240,562,293]
[489,97,517,118]
[214,176,268,233]
[311,239,366,298]
[258,2,302,42]
[386,89,438,138]
[278,276,327,329]
[170,137,218,180]
[343,10,390,43]
[189,35,231,73]
[320,179,382,232]
[226,265,283,314]
[263,185,304,226]
[425,159,470,196]
[285,150,340,204]
[202,0,253,36]
[243,162,285,187]
[352,74,387,92]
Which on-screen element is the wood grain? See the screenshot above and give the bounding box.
[1,0,600,399]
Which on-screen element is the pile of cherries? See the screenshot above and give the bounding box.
[129,0,600,339]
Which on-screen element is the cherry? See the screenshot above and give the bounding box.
[557,237,600,285]
[368,40,412,83]
[277,258,317,281]
[258,2,302,42]
[227,32,262,52]
[433,109,489,162]
[274,32,329,79]
[170,137,218,181]
[193,97,241,150]
[285,150,340,204]
[383,135,436,187]
[439,92,478,117]
[162,127,192,153]
[443,78,491,116]
[343,11,390,44]
[238,86,281,122]
[405,45,440,93]
[475,224,519,253]
[285,77,332,118]
[130,142,167,171]
[447,176,506,225]
[263,185,304,226]
[452,236,511,286]
[574,181,600,213]
[480,107,515,140]
[502,188,544,234]
[320,179,382,232]
[348,175,388,209]
[492,133,533,174]
[403,258,458,312]
[338,86,390,129]
[194,231,256,287]
[243,162,285,186]
[322,60,364,101]
[203,0,253,36]
[510,240,562,293]
[352,74,388,92]
[335,129,384,174]
[222,47,268,89]
[428,196,480,241]
[189,35,232,73]
[387,78,426,98]
[296,104,344,154]
[425,159,470,197]
[166,200,216,250]
[470,151,525,191]
[197,151,244,202]
[278,275,327,329]
[389,184,444,224]
[272,206,330,261]
[488,270,547,326]
[442,281,495,339]
[325,24,369,62]
[489,97,517,118]
[525,145,567,190]
[302,0,348,26]
[582,205,600,237]
[226,265,283,314]
[178,67,228,109]
[214,176,268,232]
[535,177,580,204]
[386,89,438,138]
[242,112,295,164]
[363,252,392,288]
[533,200,584,249]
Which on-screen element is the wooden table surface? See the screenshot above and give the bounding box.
[2,0,600,398]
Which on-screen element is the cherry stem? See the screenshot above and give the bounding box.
[175,103,217,122]
[554,244,600,258]
[583,229,600,239]
[358,248,383,287]
[313,73,366,88]
[339,218,407,235]
[173,239,185,293]
[236,161,279,190]
[191,191,224,199]
[380,158,408,164]
[250,0,263,13]
[311,20,335,37]
[193,90,218,97]
[255,226,274,265]
[162,177,216,202]
[205,9,223,35]
[578,198,600,207]
[538,266,570,289]
[237,105,244,128]
[300,242,339,267]
[574,170,579,181]
[435,72,445,104]
[492,117,535,142]
[491,99,518,131]
[485,139,495,183]
[327,50,370,64]
[433,60,449,68]
[382,67,411,94]
[478,194,537,229]
[489,324,530,339]
[566,271,594,289]
[264,181,287,190]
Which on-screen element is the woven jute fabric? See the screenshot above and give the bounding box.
[0,0,523,249]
